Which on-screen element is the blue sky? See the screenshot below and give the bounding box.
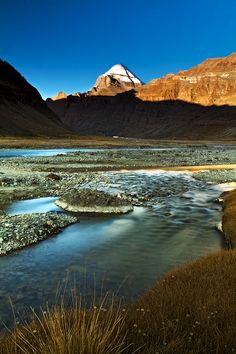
[1,0,236,98]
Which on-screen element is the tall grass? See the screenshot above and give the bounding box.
[1,249,236,353]
[0,295,130,354]
[125,249,236,353]
[222,188,236,248]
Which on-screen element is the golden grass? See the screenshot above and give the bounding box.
[143,164,236,172]
[1,250,236,353]
[222,189,236,248]
[0,295,130,354]
[125,249,236,353]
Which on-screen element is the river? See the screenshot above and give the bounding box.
[0,164,224,325]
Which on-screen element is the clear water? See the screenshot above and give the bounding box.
[7,197,61,215]
[0,147,179,158]
[0,171,224,325]
[0,148,85,158]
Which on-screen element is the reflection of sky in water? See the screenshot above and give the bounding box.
[0,149,80,158]
[0,172,225,325]
[0,147,181,158]
[7,197,61,215]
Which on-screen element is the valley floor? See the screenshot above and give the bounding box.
[0,136,236,148]
[0,143,236,353]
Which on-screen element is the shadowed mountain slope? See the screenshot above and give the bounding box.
[0,60,70,136]
[48,54,236,141]
[47,91,236,140]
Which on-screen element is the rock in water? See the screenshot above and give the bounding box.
[55,188,133,214]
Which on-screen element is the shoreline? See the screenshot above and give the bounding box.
[0,145,235,254]
[0,147,236,353]
[0,136,236,149]
[221,189,236,249]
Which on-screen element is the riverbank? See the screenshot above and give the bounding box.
[0,212,78,255]
[221,189,236,248]
[1,136,236,148]
[0,145,236,352]
[1,249,236,354]
[0,145,235,254]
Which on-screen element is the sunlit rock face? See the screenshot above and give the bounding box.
[47,54,236,140]
[136,53,236,106]
[52,91,68,101]
[87,64,143,96]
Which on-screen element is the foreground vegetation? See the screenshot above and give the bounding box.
[222,188,236,248]
[1,248,236,354]
[1,181,236,353]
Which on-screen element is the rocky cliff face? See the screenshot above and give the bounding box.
[136,53,236,106]
[0,60,69,136]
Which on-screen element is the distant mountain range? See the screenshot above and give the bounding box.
[48,54,236,140]
[1,54,236,140]
[137,53,236,106]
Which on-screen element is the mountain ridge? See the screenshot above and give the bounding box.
[0,59,70,136]
[137,52,236,106]
[47,53,236,140]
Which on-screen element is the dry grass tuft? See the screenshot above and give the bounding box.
[0,295,130,354]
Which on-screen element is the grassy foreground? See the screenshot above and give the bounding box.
[1,249,236,354]
[1,190,236,353]
[222,189,236,248]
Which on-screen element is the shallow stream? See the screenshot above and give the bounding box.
[0,170,224,324]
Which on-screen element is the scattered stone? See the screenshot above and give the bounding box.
[46,173,61,181]
[0,212,79,255]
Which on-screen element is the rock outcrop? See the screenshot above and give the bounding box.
[137,53,236,106]
[0,60,70,136]
[52,91,68,101]
[55,188,133,214]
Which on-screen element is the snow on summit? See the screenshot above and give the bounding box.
[102,64,143,85]
[88,63,143,96]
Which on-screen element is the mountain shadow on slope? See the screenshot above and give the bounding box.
[47,90,236,141]
[0,60,71,136]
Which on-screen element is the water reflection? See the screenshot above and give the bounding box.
[7,197,61,215]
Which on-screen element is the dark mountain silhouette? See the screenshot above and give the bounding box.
[0,59,69,136]
[47,90,236,140]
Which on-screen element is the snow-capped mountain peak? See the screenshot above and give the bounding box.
[88,64,143,96]
[102,64,143,85]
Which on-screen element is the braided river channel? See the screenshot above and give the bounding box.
[0,159,226,325]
